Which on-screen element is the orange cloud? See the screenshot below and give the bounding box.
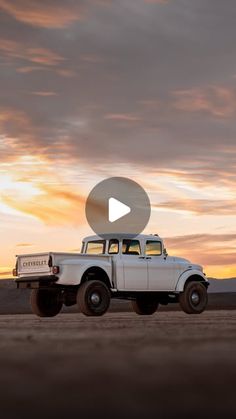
[0,268,12,278]
[0,108,34,150]
[150,167,236,190]
[0,0,84,28]
[0,108,32,135]
[16,66,45,73]
[1,183,87,226]
[31,91,57,96]
[16,243,33,247]
[0,39,64,66]
[16,66,76,78]
[156,199,236,216]
[174,86,236,118]
[27,48,64,66]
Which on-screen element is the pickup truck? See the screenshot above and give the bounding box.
[13,234,209,317]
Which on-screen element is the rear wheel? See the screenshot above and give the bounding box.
[179,281,208,314]
[30,289,63,317]
[77,280,110,316]
[132,297,158,315]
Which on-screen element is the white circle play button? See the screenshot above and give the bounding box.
[85,177,151,238]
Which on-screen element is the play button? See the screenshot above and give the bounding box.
[108,198,131,223]
[85,177,151,238]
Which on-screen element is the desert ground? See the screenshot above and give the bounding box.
[0,310,236,419]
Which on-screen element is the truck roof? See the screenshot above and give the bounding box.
[83,234,162,242]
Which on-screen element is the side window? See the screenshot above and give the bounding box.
[86,240,105,254]
[108,239,119,254]
[122,239,141,255]
[145,241,162,256]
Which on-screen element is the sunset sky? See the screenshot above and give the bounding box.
[0,0,236,279]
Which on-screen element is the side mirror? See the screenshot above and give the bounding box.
[163,248,168,259]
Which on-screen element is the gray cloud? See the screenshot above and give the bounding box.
[0,0,236,186]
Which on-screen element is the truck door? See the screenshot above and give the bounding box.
[122,239,148,290]
[145,240,176,291]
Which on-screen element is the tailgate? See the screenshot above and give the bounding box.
[17,253,51,276]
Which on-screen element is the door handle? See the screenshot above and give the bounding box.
[145,257,152,260]
[138,256,145,259]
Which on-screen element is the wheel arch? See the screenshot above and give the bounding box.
[175,270,208,293]
[80,266,112,288]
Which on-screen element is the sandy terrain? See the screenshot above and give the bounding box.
[0,311,236,419]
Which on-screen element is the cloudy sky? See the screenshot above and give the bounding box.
[0,0,236,278]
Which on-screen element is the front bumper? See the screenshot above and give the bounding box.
[15,275,58,289]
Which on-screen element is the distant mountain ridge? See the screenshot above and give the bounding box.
[208,278,236,293]
[0,278,236,314]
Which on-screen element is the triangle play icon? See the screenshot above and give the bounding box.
[108,197,131,223]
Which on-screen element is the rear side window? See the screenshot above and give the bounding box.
[86,240,105,254]
[122,239,141,255]
[108,239,119,254]
[145,241,162,256]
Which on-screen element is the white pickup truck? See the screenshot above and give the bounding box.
[14,234,209,317]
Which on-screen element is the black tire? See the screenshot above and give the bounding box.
[179,281,208,314]
[77,280,110,316]
[30,289,63,317]
[132,297,158,315]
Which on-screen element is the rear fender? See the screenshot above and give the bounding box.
[57,260,112,286]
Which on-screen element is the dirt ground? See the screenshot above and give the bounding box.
[0,311,236,419]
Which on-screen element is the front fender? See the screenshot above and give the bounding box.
[57,260,112,286]
[175,270,208,292]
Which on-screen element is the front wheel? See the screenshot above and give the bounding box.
[30,289,63,317]
[132,297,158,315]
[179,281,208,314]
[77,280,110,316]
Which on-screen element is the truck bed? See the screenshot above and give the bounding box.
[17,252,112,277]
